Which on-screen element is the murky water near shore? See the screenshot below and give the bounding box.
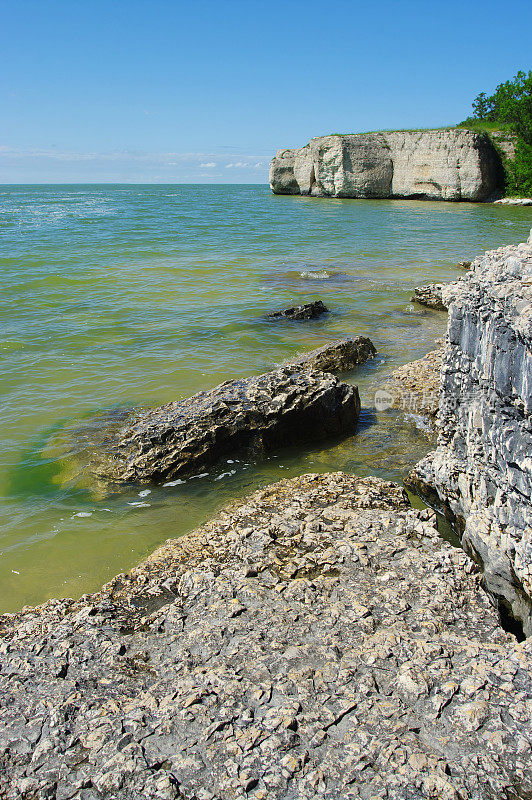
[1,184,531,612]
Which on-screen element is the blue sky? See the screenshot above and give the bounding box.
[1,0,531,183]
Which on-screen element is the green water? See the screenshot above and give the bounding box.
[1,184,531,613]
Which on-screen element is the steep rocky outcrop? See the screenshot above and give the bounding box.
[407,232,532,636]
[2,473,531,800]
[92,368,359,485]
[270,129,503,201]
[284,336,376,373]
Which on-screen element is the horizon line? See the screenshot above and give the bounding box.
[0,181,271,187]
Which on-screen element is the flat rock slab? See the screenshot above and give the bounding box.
[284,337,377,373]
[1,473,530,800]
[410,284,447,311]
[268,300,328,320]
[93,367,359,485]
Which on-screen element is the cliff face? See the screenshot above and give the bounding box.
[270,129,503,201]
[408,232,532,635]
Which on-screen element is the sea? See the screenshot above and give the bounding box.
[1,183,531,612]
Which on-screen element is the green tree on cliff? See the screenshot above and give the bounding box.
[462,70,532,195]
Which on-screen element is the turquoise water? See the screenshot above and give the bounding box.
[1,184,531,612]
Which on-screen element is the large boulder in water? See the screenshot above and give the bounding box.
[284,336,377,373]
[267,300,328,320]
[94,367,360,485]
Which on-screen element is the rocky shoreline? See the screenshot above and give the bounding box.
[2,473,532,800]
[1,234,532,798]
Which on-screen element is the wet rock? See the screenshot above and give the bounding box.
[92,368,359,485]
[1,473,530,800]
[407,231,532,636]
[410,284,447,311]
[284,337,376,373]
[267,300,328,320]
[458,260,472,269]
[379,344,443,421]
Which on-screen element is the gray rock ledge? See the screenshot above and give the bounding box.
[92,368,359,485]
[1,473,531,800]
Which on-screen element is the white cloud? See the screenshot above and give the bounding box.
[0,145,271,182]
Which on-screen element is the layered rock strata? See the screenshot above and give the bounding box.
[407,233,532,636]
[270,130,503,201]
[2,473,531,800]
[284,336,376,373]
[93,368,359,485]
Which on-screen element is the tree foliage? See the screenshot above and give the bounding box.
[461,70,532,196]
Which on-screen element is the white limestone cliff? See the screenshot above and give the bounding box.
[270,129,503,201]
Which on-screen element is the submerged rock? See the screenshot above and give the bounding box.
[284,336,377,373]
[1,473,529,800]
[407,231,532,636]
[93,368,359,485]
[270,129,503,201]
[410,283,447,311]
[378,344,444,422]
[268,300,328,320]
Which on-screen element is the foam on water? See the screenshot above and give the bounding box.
[300,269,331,279]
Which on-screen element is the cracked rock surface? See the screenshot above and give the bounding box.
[1,473,531,800]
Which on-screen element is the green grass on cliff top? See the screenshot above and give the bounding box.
[328,124,511,136]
